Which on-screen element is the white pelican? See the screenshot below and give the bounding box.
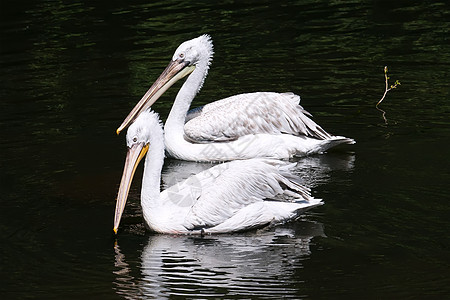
[113,109,323,234]
[116,34,355,162]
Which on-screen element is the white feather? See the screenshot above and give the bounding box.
[122,110,323,234]
[184,92,332,142]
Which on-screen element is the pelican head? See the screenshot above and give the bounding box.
[113,110,163,234]
[116,34,214,135]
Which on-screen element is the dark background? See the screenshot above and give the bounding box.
[1,0,449,298]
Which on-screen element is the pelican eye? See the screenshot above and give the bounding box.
[132,137,137,143]
[179,52,185,59]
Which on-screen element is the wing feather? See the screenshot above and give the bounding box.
[184,92,333,143]
[181,159,314,230]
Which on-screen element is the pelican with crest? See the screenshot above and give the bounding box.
[116,35,355,162]
[113,109,323,234]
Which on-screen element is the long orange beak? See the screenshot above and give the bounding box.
[116,59,195,135]
[113,143,149,234]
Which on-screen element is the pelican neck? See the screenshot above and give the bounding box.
[165,62,209,135]
[140,129,165,208]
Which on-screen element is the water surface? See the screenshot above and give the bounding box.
[1,0,449,298]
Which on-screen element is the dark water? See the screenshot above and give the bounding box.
[1,0,449,298]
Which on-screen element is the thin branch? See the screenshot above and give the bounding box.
[376,66,400,124]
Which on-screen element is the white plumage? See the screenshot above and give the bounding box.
[183,92,331,142]
[117,34,355,162]
[113,110,323,234]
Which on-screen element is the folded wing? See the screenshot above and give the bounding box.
[184,92,333,143]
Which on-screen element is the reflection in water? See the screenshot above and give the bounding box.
[162,153,355,190]
[291,153,355,188]
[114,242,135,293]
[161,159,219,191]
[113,223,324,299]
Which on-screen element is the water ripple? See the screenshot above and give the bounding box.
[113,224,323,299]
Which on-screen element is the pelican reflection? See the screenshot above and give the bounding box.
[113,222,324,298]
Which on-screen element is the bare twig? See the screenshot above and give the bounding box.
[376,66,400,124]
